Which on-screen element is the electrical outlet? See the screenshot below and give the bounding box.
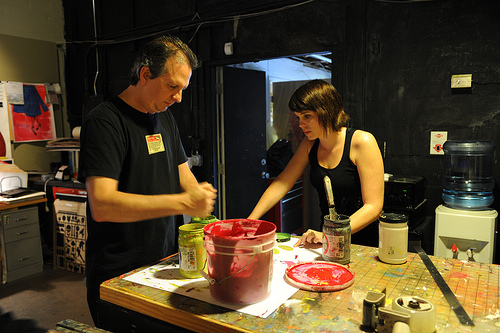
[451,74,472,88]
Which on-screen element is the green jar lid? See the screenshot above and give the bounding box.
[190,215,217,224]
[179,223,205,233]
[276,232,291,242]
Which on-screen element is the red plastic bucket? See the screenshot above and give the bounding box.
[202,219,276,304]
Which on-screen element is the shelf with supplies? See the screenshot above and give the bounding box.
[46,138,80,180]
[45,137,80,152]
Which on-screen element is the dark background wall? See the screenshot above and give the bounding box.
[61,0,500,238]
[363,0,500,219]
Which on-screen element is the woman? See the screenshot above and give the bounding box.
[248,80,384,247]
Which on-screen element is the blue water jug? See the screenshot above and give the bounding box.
[442,140,495,210]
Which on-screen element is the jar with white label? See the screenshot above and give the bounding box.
[378,213,408,264]
[179,223,206,278]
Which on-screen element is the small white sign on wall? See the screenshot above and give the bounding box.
[430,131,448,155]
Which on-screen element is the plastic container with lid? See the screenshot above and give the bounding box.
[442,140,495,210]
[378,213,408,264]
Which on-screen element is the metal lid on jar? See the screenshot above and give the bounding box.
[378,212,408,223]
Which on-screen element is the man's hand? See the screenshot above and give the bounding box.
[185,182,217,217]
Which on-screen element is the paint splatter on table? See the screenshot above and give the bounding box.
[100,243,500,332]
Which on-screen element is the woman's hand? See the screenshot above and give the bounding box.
[294,229,323,248]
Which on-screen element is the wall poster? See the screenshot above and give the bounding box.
[0,82,12,158]
[9,83,56,142]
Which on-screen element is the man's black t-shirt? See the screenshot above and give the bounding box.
[79,96,187,285]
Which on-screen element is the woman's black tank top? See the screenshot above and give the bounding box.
[309,128,379,247]
[309,128,363,219]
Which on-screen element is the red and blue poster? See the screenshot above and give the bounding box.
[10,83,56,142]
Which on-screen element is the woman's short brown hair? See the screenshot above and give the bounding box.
[288,79,350,133]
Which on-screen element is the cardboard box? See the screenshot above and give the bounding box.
[54,199,87,274]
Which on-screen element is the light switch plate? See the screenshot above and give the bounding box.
[451,74,472,88]
[224,42,233,55]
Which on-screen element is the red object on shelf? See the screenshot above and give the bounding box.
[52,186,87,200]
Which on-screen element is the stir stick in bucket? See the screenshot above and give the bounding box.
[323,176,338,220]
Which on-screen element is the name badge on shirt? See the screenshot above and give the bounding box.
[145,134,165,155]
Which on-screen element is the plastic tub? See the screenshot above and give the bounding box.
[203,219,276,304]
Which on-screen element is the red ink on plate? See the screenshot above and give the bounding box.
[284,261,354,291]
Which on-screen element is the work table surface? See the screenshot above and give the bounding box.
[100,244,500,332]
[0,197,46,211]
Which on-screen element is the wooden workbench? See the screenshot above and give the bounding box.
[99,243,500,332]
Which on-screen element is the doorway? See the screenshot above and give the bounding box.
[215,53,332,227]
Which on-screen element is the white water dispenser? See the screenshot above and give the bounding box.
[434,205,497,264]
[435,140,497,264]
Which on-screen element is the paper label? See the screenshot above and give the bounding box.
[179,246,197,271]
[323,234,346,259]
[146,134,165,155]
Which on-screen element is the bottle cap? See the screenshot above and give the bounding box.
[379,212,408,223]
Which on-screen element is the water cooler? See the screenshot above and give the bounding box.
[434,140,497,264]
[435,205,497,263]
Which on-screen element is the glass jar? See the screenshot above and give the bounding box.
[178,223,206,278]
[322,214,351,265]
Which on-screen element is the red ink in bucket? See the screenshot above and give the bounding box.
[202,219,276,304]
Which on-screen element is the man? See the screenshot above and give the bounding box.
[78,35,217,326]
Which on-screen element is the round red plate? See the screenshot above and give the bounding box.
[284,261,355,291]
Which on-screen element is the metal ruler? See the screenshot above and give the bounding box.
[411,242,474,327]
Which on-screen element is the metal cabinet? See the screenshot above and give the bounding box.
[266,179,304,234]
[0,206,43,283]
